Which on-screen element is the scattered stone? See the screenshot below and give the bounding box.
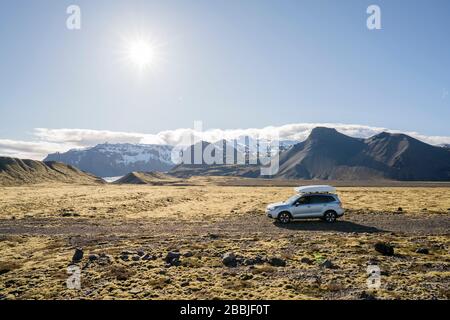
[120,255,129,261]
[300,257,313,264]
[137,250,145,257]
[397,207,403,212]
[320,259,334,269]
[415,248,429,254]
[222,252,237,267]
[180,281,190,287]
[142,253,156,261]
[359,291,377,300]
[72,248,83,263]
[132,255,140,261]
[268,257,286,267]
[208,233,219,239]
[88,254,98,262]
[244,256,265,266]
[165,251,181,261]
[165,251,181,267]
[374,242,394,256]
[183,251,194,258]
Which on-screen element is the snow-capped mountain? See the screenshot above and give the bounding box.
[44,143,174,177]
[221,137,298,159]
[43,138,298,177]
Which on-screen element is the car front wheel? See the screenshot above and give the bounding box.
[278,212,291,224]
[323,211,337,223]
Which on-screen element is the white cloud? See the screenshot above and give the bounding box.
[1,123,450,160]
[0,139,66,160]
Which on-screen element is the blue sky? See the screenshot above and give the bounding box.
[0,0,450,158]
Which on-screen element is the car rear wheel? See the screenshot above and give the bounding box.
[323,211,337,223]
[278,212,291,224]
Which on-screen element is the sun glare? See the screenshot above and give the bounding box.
[126,38,155,70]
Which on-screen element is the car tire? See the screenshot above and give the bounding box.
[323,210,337,223]
[278,212,291,224]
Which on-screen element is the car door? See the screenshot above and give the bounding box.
[291,195,314,218]
[309,195,334,216]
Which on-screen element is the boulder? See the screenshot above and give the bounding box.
[320,259,334,269]
[222,252,237,267]
[268,257,286,267]
[165,251,181,267]
[88,254,98,262]
[72,248,84,263]
[374,242,394,256]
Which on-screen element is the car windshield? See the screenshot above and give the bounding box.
[286,194,300,204]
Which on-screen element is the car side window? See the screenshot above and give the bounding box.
[310,195,334,204]
[297,196,311,205]
[310,196,323,204]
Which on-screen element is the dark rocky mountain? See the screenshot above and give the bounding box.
[44,143,174,177]
[0,157,104,186]
[170,127,450,181]
[276,127,450,180]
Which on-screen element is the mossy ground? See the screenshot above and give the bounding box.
[0,183,449,300]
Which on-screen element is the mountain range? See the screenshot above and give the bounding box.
[44,143,174,177]
[43,139,297,178]
[171,127,450,181]
[36,127,450,181]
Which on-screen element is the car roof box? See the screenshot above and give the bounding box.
[294,185,336,194]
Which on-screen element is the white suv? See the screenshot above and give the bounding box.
[266,186,344,224]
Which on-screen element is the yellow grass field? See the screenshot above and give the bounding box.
[1,184,449,220]
[0,182,449,300]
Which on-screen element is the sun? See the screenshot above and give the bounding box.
[126,38,155,70]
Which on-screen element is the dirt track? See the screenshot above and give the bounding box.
[0,212,448,237]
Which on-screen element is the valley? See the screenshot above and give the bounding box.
[0,181,448,300]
